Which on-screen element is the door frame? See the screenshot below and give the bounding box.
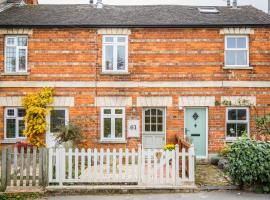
[184,107,208,159]
[142,107,166,149]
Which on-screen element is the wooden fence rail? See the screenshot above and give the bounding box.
[0,147,48,191]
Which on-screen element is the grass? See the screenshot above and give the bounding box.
[0,192,45,200]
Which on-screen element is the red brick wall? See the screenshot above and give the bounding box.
[0,28,269,153]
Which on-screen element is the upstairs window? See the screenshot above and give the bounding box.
[226,107,249,140]
[225,36,249,67]
[102,35,128,73]
[5,36,28,73]
[5,108,26,139]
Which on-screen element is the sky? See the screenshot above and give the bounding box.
[39,0,268,13]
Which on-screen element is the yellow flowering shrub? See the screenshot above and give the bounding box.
[22,88,54,147]
[163,144,176,151]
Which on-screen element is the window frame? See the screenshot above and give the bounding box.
[225,107,250,141]
[4,35,28,73]
[4,107,26,140]
[143,108,166,134]
[224,35,249,67]
[102,35,128,73]
[48,108,69,134]
[100,107,125,142]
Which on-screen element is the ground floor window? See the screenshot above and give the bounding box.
[49,108,69,133]
[226,107,249,140]
[101,107,125,141]
[5,107,26,139]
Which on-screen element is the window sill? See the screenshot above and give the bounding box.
[0,138,26,144]
[1,72,30,76]
[100,72,130,76]
[99,140,127,144]
[223,66,253,70]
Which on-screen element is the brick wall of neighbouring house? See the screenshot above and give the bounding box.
[0,28,269,153]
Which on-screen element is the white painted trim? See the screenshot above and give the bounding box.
[100,107,126,142]
[221,96,256,106]
[225,107,250,140]
[179,96,215,107]
[224,35,249,67]
[97,28,131,35]
[95,96,132,107]
[0,96,75,107]
[137,96,172,107]
[0,28,33,35]
[184,107,208,159]
[1,81,270,88]
[220,28,254,35]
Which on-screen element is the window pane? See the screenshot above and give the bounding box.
[117,45,126,70]
[228,109,237,120]
[227,123,237,137]
[157,125,163,132]
[145,110,150,116]
[237,124,247,137]
[237,109,247,120]
[237,38,246,48]
[6,119,16,138]
[145,117,150,123]
[18,120,25,137]
[7,109,15,116]
[105,37,113,43]
[105,45,113,70]
[115,118,123,138]
[225,51,236,66]
[18,37,27,46]
[18,109,26,117]
[7,37,15,45]
[236,50,247,66]
[6,47,16,72]
[151,116,156,123]
[151,124,157,132]
[158,117,163,123]
[157,110,163,115]
[151,109,156,115]
[104,118,111,138]
[145,124,150,132]
[19,49,26,71]
[50,110,65,133]
[115,109,123,114]
[104,109,111,114]
[117,37,126,43]
[227,38,236,48]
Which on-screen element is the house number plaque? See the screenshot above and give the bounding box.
[128,120,140,138]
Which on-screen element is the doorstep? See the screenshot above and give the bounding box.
[46,185,199,195]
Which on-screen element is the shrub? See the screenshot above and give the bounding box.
[226,138,270,191]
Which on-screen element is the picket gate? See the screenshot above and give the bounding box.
[48,144,195,186]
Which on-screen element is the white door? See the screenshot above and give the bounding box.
[142,108,166,149]
[46,108,69,148]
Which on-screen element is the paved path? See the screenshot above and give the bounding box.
[44,191,270,200]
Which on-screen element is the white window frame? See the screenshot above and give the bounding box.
[48,108,69,134]
[4,35,28,73]
[225,35,249,67]
[102,35,128,73]
[4,107,26,140]
[100,107,125,142]
[143,108,166,134]
[225,107,250,141]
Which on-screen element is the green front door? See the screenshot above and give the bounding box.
[185,108,207,157]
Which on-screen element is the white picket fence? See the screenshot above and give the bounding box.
[48,144,195,187]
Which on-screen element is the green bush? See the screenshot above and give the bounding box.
[226,138,270,192]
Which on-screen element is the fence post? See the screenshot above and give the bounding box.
[42,148,48,187]
[1,147,7,192]
[137,144,142,185]
[6,147,11,187]
[175,144,180,185]
[188,144,195,183]
[58,147,65,186]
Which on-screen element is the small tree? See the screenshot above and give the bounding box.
[22,88,54,147]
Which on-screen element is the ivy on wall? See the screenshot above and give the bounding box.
[22,88,54,147]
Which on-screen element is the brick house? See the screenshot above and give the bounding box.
[0,0,269,158]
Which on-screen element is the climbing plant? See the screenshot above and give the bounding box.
[22,88,54,147]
